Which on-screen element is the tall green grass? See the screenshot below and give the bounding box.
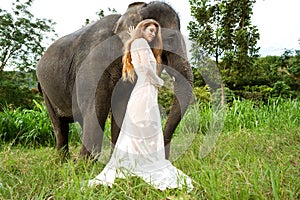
[0,100,81,147]
[0,99,299,199]
[0,100,54,146]
[2,98,298,147]
[225,98,300,132]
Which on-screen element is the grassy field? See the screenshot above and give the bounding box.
[0,99,299,199]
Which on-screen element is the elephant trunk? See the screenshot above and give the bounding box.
[163,56,193,159]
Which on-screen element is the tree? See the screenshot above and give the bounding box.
[278,49,300,93]
[188,0,260,90]
[0,0,56,72]
[0,71,41,110]
[188,0,223,66]
[188,0,226,104]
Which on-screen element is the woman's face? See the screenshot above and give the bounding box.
[142,24,157,42]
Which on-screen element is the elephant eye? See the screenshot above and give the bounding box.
[167,37,174,44]
[167,33,177,44]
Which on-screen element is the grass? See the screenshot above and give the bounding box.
[0,99,299,199]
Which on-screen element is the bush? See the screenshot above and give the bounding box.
[0,71,42,111]
[211,86,236,105]
[0,100,83,147]
[0,100,54,146]
[158,87,174,114]
[193,85,211,103]
[234,85,272,102]
[270,81,293,98]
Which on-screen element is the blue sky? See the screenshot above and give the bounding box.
[2,0,300,56]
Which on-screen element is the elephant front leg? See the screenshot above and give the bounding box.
[110,99,128,146]
[80,94,111,159]
[80,112,105,159]
[110,81,133,150]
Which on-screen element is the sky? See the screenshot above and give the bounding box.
[1,0,300,57]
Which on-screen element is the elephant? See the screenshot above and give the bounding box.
[36,1,193,159]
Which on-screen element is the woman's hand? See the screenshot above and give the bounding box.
[127,26,136,37]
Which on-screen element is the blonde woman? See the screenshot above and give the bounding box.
[88,19,193,191]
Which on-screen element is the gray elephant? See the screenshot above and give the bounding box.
[36,1,193,159]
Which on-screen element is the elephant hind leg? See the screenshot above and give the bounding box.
[43,93,70,158]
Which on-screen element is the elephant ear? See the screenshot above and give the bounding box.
[113,2,147,44]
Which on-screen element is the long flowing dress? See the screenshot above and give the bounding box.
[88,38,193,191]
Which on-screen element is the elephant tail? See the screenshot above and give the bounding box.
[37,82,43,96]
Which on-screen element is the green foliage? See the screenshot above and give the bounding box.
[270,81,292,98]
[278,49,300,91]
[225,98,300,132]
[234,85,272,101]
[0,100,82,147]
[158,86,174,115]
[230,49,300,100]
[188,0,260,69]
[190,37,300,101]
[193,85,235,105]
[193,85,211,103]
[248,50,299,94]
[189,0,262,96]
[211,86,236,104]
[0,71,42,110]
[250,55,282,86]
[0,100,54,146]
[0,0,57,72]
[192,66,205,87]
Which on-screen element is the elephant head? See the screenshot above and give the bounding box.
[113,2,194,158]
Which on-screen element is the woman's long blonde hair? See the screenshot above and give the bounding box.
[122,19,163,83]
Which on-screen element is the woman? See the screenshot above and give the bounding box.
[88,19,193,191]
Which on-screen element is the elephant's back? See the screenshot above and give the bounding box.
[36,14,122,117]
[37,14,122,71]
[37,14,122,85]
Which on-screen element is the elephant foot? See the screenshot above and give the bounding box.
[79,146,101,163]
[57,147,70,162]
[80,145,93,158]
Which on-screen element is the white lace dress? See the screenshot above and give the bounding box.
[88,38,193,191]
